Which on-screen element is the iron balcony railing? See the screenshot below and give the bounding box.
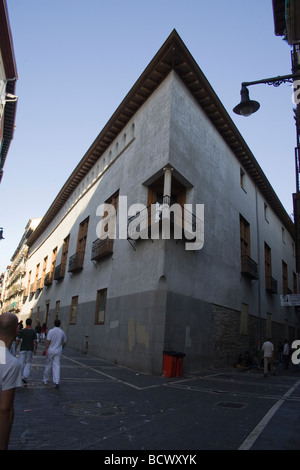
[44,271,53,286]
[266,275,278,294]
[91,238,114,261]
[54,263,66,281]
[127,196,198,240]
[241,255,258,280]
[68,251,84,273]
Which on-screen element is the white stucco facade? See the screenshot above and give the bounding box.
[16,32,299,375]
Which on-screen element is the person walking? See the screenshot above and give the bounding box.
[262,338,274,377]
[283,339,290,370]
[0,312,22,450]
[40,323,47,342]
[35,322,41,343]
[15,318,37,384]
[42,319,66,389]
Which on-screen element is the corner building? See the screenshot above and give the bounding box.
[23,31,299,374]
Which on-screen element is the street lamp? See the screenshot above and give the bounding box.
[233,85,260,116]
[233,73,300,116]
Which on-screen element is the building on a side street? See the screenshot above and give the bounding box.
[0,0,18,182]
[0,218,42,314]
[4,30,300,375]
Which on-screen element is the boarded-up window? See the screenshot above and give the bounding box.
[69,296,78,324]
[94,289,107,324]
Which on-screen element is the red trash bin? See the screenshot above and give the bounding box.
[163,351,177,377]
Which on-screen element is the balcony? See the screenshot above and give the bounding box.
[44,272,53,286]
[54,263,66,281]
[266,275,278,294]
[127,198,199,242]
[30,282,36,294]
[91,238,114,261]
[241,255,258,280]
[68,251,84,273]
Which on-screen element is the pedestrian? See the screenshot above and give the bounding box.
[15,318,37,384]
[35,321,41,343]
[0,312,22,450]
[262,338,274,377]
[40,323,47,342]
[42,319,66,389]
[283,339,290,370]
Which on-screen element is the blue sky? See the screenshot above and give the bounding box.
[0,0,296,272]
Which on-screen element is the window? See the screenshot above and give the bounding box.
[265,243,271,281]
[100,191,119,239]
[26,271,31,297]
[68,218,89,273]
[293,272,298,294]
[61,235,70,275]
[240,215,250,258]
[240,303,248,335]
[265,243,277,293]
[55,237,69,281]
[34,263,40,292]
[282,261,288,294]
[240,168,246,191]
[50,247,58,279]
[92,192,119,261]
[240,215,258,279]
[264,203,269,222]
[69,296,78,324]
[41,256,48,286]
[147,175,186,233]
[94,288,107,324]
[55,300,60,319]
[77,217,89,257]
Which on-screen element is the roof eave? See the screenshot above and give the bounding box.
[27,29,294,246]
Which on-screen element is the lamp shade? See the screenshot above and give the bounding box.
[233,85,260,116]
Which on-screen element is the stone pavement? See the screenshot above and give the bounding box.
[8,342,300,452]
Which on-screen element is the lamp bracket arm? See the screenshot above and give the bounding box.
[243,73,300,88]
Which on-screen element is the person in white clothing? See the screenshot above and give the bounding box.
[42,319,66,389]
[262,338,274,377]
[0,312,22,450]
